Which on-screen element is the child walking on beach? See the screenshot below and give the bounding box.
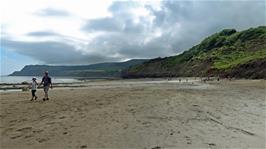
[30,78,38,101]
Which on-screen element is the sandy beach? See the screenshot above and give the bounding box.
[0,79,265,149]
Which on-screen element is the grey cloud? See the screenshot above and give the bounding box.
[83,1,144,34]
[146,1,192,27]
[86,32,174,59]
[82,17,124,32]
[81,0,265,61]
[36,8,70,17]
[2,39,119,64]
[4,1,265,65]
[27,31,59,37]
[150,0,265,51]
[108,1,139,14]
[26,31,88,43]
[82,16,147,34]
[123,19,146,33]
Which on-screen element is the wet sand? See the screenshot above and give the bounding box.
[0,79,265,148]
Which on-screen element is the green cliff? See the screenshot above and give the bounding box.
[123,26,266,79]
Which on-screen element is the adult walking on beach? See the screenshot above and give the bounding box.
[40,71,52,101]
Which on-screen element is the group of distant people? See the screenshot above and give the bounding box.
[30,71,52,101]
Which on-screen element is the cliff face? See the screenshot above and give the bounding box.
[10,59,148,77]
[123,26,266,79]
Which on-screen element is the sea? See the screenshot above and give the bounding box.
[0,76,81,84]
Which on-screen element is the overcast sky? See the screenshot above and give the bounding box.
[1,0,265,75]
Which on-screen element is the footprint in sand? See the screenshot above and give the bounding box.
[59,116,66,119]
[36,138,49,143]
[208,143,216,146]
[142,121,152,127]
[17,127,32,132]
[80,145,87,148]
[24,134,34,139]
[10,134,22,139]
[46,122,56,125]
[9,120,18,123]
[80,114,86,119]
[151,146,161,149]
[185,136,192,144]
[170,132,174,135]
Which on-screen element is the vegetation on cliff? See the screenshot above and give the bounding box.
[123,26,266,79]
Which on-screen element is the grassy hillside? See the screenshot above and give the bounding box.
[10,59,148,77]
[123,26,266,79]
